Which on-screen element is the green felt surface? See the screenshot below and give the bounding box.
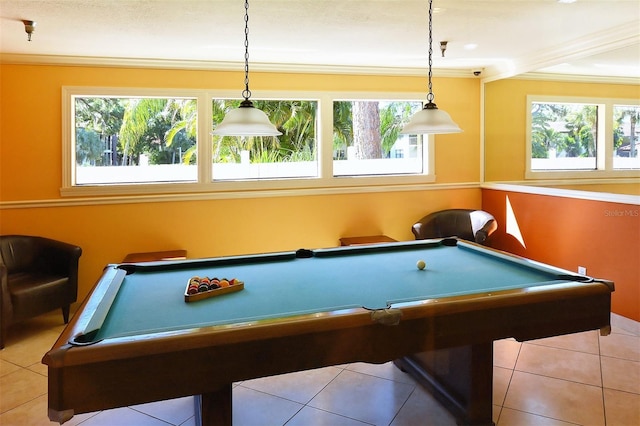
[93,241,568,341]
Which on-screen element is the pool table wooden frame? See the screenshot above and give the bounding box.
[43,239,613,426]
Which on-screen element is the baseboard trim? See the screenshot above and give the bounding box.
[611,313,640,335]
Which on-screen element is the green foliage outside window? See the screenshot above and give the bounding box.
[613,105,639,158]
[75,97,197,167]
[531,102,597,159]
[332,101,420,160]
[75,96,421,168]
[211,99,318,164]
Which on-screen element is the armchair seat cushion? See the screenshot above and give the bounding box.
[8,272,68,291]
[9,273,71,320]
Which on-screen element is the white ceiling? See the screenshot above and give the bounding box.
[1,0,639,81]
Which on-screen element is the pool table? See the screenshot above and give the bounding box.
[43,238,613,426]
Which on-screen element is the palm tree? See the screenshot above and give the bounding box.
[615,106,640,158]
[211,99,318,164]
[380,102,418,156]
[119,98,166,165]
[532,125,564,159]
[565,105,597,157]
[119,98,197,166]
[211,99,280,163]
[278,100,317,160]
[531,103,567,158]
[333,102,352,159]
[165,99,198,164]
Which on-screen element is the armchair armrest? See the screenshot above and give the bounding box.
[469,211,498,244]
[0,263,12,326]
[37,237,82,273]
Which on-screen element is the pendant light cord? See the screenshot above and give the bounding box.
[426,0,435,104]
[242,0,251,102]
[212,0,282,136]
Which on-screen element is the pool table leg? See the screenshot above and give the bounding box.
[394,342,494,426]
[194,384,232,426]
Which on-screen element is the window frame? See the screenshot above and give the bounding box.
[331,98,428,178]
[61,87,435,197]
[525,95,640,180]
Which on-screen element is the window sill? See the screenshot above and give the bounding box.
[59,173,443,198]
[525,169,640,180]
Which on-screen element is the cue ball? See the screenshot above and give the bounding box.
[417,260,426,270]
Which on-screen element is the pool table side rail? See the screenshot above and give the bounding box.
[114,239,449,274]
[317,238,603,288]
[115,250,299,274]
[313,238,450,257]
[453,239,609,285]
[42,265,128,355]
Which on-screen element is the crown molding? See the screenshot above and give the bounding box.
[481,21,640,83]
[514,72,640,85]
[0,53,471,78]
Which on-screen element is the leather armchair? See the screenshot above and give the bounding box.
[411,209,498,245]
[0,235,82,349]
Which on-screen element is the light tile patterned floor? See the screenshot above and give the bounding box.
[1,311,638,425]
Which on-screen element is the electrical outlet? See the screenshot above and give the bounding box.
[578,266,587,275]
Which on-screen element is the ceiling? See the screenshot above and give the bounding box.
[1,0,639,81]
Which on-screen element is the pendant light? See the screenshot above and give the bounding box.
[402,0,462,134]
[212,0,281,136]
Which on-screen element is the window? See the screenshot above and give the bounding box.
[212,99,318,180]
[332,100,425,176]
[530,101,598,171]
[526,96,639,179]
[73,96,198,185]
[66,88,200,188]
[62,88,434,196]
[613,104,640,170]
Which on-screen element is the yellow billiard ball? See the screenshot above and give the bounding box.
[417,260,426,270]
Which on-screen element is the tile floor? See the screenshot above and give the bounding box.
[1,311,638,426]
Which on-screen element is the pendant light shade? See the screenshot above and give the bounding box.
[401,0,462,135]
[212,0,281,137]
[213,100,281,136]
[401,102,462,134]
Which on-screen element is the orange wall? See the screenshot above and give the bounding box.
[0,64,480,201]
[0,63,482,301]
[482,188,640,321]
[484,78,640,182]
[0,190,481,301]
